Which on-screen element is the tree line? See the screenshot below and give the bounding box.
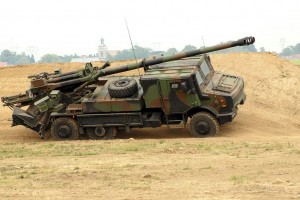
[280,43,300,56]
[108,43,258,61]
[38,54,80,63]
[0,50,35,65]
[0,50,81,65]
[1,42,259,65]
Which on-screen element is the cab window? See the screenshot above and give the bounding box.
[195,71,204,85]
[200,61,211,79]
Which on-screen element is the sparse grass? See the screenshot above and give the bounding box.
[229,175,248,184]
[0,141,297,159]
[294,149,300,155]
[290,59,300,66]
[200,166,212,170]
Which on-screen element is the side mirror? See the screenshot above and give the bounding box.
[180,82,193,94]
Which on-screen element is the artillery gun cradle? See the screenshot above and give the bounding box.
[1,37,255,140]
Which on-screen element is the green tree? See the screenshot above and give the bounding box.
[30,55,35,63]
[211,42,257,53]
[15,53,31,65]
[181,45,197,52]
[134,46,152,58]
[260,47,266,52]
[246,44,257,52]
[113,49,135,61]
[106,53,114,61]
[0,50,36,65]
[165,48,178,55]
[0,50,17,65]
[293,43,300,54]
[40,54,61,63]
[39,54,80,63]
[113,46,152,61]
[281,46,294,56]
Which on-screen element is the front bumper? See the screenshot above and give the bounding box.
[239,93,246,105]
[217,108,238,124]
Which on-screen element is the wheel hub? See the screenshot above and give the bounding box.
[115,80,129,87]
[58,125,71,138]
[95,127,106,137]
[196,121,210,135]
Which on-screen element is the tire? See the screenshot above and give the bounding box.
[108,78,138,98]
[188,112,219,137]
[87,127,117,140]
[51,118,79,140]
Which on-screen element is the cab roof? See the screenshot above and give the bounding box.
[142,57,203,80]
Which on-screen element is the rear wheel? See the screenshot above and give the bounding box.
[188,112,219,137]
[51,118,79,140]
[87,127,117,140]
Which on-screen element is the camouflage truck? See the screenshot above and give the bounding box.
[1,37,255,140]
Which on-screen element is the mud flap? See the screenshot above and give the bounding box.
[12,107,50,138]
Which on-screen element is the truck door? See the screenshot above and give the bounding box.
[159,79,200,114]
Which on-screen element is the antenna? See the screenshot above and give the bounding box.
[201,36,206,49]
[124,18,140,75]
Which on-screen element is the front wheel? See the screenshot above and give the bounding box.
[51,118,79,140]
[188,112,220,137]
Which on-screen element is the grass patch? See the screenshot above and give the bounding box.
[200,166,212,170]
[0,178,15,186]
[0,141,297,159]
[290,60,300,66]
[229,175,248,184]
[293,149,300,155]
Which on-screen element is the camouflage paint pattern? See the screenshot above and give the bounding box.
[81,77,144,113]
[1,37,253,137]
[141,66,201,114]
[141,55,245,118]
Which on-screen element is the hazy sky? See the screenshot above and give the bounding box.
[0,0,299,58]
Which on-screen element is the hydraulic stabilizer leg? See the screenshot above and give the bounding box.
[38,111,51,139]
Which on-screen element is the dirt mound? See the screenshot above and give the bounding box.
[0,53,299,141]
[211,53,300,137]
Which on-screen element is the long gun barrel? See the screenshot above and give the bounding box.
[37,36,255,93]
[71,36,254,93]
[93,36,254,77]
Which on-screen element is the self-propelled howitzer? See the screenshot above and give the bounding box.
[2,36,255,140]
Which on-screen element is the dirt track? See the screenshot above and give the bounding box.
[0,53,299,199]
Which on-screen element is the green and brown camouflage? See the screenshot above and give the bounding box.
[1,36,254,139]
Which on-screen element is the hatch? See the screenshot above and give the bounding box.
[213,74,238,93]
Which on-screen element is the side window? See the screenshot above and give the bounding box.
[200,61,211,78]
[195,71,204,85]
[169,80,192,94]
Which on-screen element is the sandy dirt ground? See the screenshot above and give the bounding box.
[0,53,299,199]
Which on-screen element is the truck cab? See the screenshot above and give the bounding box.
[140,54,246,136]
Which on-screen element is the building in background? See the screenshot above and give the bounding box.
[71,55,99,63]
[107,50,119,57]
[98,38,107,61]
[71,38,120,63]
[71,37,109,63]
